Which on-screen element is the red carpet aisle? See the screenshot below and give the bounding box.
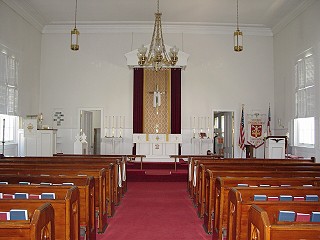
[97,182,211,240]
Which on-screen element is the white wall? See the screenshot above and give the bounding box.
[274,1,320,161]
[0,1,42,117]
[39,25,274,157]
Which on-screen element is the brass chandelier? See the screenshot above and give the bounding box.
[234,0,243,52]
[137,0,179,71]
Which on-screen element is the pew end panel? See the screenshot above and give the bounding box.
[0,202,55,240]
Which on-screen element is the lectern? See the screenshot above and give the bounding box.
[265,136,287,159]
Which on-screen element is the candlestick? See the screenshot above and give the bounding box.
[2,119,5,155]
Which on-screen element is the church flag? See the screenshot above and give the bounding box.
[267,104,272,136]
[238,105,246,150]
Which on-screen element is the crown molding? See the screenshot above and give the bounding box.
[43,21,273,37]
[2,0,46,32]
[272,0,316,35]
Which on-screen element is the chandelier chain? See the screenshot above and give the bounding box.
[157,0,160,14]
[74,0,78,28]
[236,0,239,30]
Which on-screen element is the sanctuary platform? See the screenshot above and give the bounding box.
[126,160,188,182]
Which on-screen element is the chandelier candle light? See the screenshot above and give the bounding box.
[71,0,79,51]
[137,0,179,71]
[234,0,243,52]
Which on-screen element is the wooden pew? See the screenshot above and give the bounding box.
[227,186,320,240]
[198,161,320,217]
[248,204,320,240]
[3,156,120,209]
[0,185,80,240]
[214,177,320,240]
[0,174,95,240]
[0,202,55,240]
[190,158,318,204]
[203,169,320,234]
[188,157,315,197]
[55,153,145,177]
[0,167,107,234]
[53,155,127,196]
[188,156,224,195]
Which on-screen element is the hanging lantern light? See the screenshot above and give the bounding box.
[234,0,243,52]
[71,0,79,51]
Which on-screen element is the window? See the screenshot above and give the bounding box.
[294,117,314,147]
[221,115,225,138]
[293,50,315,147]
[214,117,219,129]
[0,47,19,146]
[0,114,19,143]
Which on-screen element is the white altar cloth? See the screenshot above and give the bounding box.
[133,134,182,162]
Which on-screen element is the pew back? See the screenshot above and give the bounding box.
[248,204,320,240]
[0,167,107,234]
[0,174,95,240]
[214,177,320,240]
[0,185,80,240]
[228,187,320,240]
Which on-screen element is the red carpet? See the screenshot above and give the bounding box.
[97,182,211,240]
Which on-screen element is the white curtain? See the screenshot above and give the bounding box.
[295,54,315,118]
[0,51,18,116]
[118,164,122,187]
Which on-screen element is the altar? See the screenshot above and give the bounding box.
[133,134,182,162]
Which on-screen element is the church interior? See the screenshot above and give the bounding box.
[1,0,320,239]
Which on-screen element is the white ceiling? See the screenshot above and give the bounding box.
[3,0,315,32]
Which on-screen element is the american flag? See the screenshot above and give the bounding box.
[238,105,245,150]
[267,104,272,136]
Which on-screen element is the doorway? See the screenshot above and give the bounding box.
[213,111,234,158]
[79,108,103,155]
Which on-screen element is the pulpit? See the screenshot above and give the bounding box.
[23,119,57,156]
[133,134,182,162]
[264,136,287,159]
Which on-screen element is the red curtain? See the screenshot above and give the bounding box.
[133,68,144,133]
[171,68,181,134]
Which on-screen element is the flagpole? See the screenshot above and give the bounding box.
[239,104,246,158]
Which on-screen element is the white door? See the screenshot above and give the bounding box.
[224,112,234,158]
[80,110,93,155]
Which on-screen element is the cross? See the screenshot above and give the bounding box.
[149,84,166,114]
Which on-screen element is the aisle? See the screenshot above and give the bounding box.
[97,182,211,240]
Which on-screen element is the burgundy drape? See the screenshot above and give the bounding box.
[133,68,144,133]
[171,68,181,134]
